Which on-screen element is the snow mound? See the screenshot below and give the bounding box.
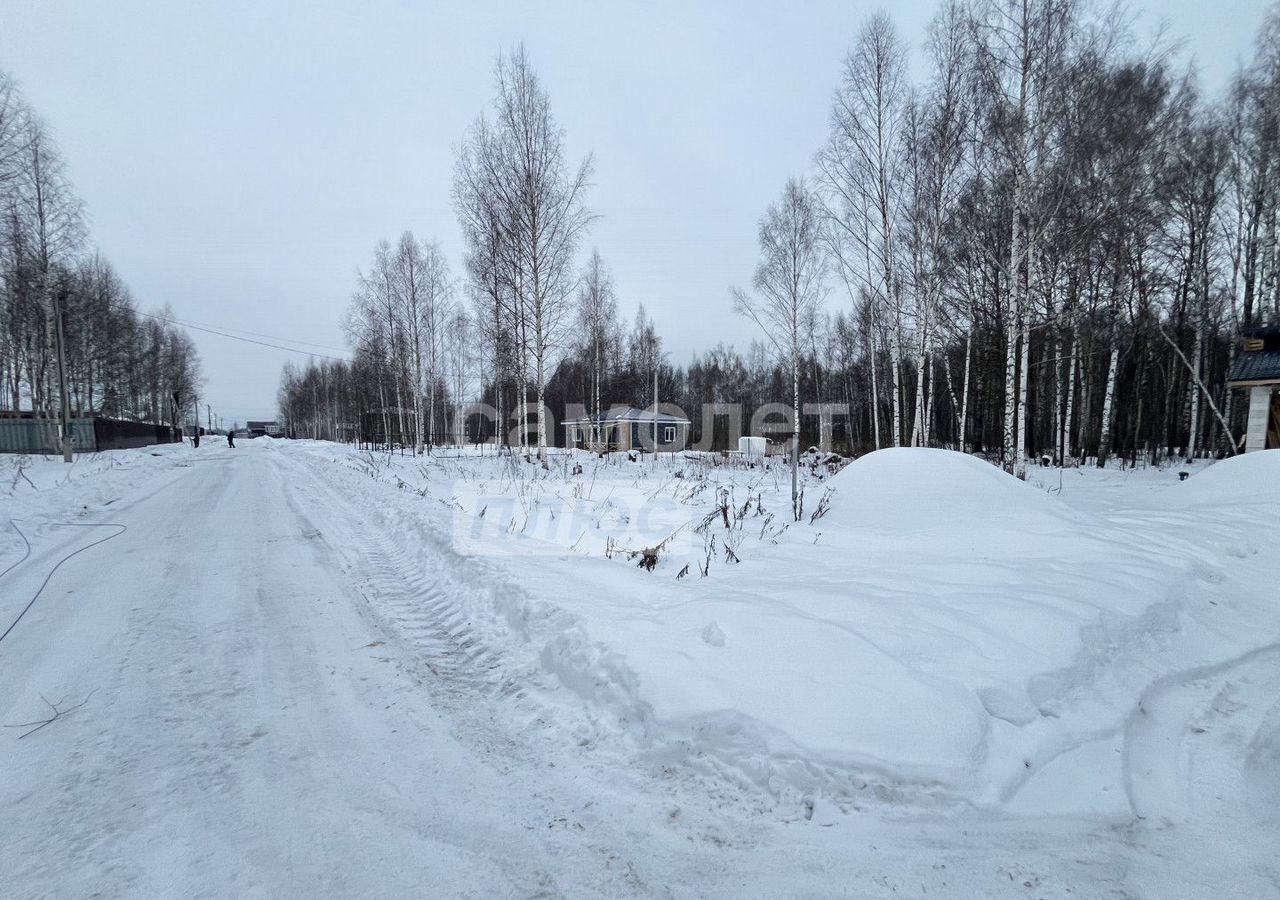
[280,442,1280,821]
[1178,449,1280,503]
[823,448,1078,535]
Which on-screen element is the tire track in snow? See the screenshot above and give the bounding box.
[273,449,536,712]
[266,448,720,895]
[274,447,986,813]
[1123,642,1280,824]
[271,445,665,774]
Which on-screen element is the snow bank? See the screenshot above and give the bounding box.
[822,447,1082,535]
[531,449,1278,807]
[1,441,212,564]
[281,443,1280,819]
[1177,448,1280,503]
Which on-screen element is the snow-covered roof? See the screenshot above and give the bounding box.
[561,406,691,425]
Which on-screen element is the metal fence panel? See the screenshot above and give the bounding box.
[94,418,179,451]
[0,417,96,454]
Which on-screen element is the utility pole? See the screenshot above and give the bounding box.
[191,392,200,447]
[652,368,658,452]
[207,404,212,434]
[52,288,73,463]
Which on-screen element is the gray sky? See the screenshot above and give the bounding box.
[0,0,1271,424]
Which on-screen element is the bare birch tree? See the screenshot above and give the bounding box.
[971,0,1076,475]
[455,115,517,449]
[903,0,972,446]
[731,177,827,518]
[817,12,910,447]
[577,248,618,448]
[455,46,594,461]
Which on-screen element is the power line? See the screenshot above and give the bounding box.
[164,315,348,354]
[113,303,351,362]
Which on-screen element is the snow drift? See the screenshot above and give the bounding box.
[1177,448,1280,503]
[276,443,1280,818]
[822,447,1081,534]
[515,448,1280,807]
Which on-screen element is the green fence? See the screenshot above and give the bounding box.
[0,417,96,454]
[0,416,181,454]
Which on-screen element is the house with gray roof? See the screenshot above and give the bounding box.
[1228,325,1280,452]
[562,406,690,452]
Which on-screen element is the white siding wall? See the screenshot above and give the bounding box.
[1245,386,1272,452]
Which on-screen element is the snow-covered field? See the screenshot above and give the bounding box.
[2,438,1278,898]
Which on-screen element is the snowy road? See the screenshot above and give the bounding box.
[0,448,694,898]
[3,441,1278,899]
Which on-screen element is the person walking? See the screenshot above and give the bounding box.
[227,430,235,449]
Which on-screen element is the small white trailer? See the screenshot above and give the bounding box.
[738,436,767,459]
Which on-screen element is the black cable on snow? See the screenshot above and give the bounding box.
[0,522,128,647]
[0,519,32,581]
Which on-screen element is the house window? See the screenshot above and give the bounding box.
[663,425,676,443]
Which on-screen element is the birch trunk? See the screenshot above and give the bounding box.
[1003,288,1021,471]
[412,347,425,455]
[910,331,927,447]
[960,333,972,452]
[1096,324,1121,467]
[921,351,933,446]
[1062,327,1079,464]
[943,345,959,447]
[792,346,800,519]
[1184,323,1203,459]
[1003,141,1026,472]
[1015,312,1031,476]
[1052,332,1064,464]
[869,328,882,450]
[889,316,904,448]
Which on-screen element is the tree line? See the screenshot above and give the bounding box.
[0,70,201,432]
[283,1,1280,471]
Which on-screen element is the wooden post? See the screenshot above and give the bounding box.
[653,369,658,453]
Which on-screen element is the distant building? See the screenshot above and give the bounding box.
[562,407,690,452]
[1227,325,1280,452]
[246,420,284,438]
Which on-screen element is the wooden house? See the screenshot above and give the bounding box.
[1228,325,1280,452]
[246,420,284,439]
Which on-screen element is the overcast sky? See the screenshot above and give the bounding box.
[0,0,1271,424]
